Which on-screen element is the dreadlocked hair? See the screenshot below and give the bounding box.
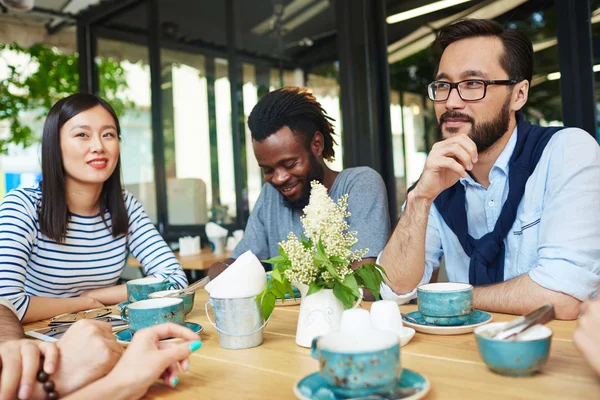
[247,87,338,161]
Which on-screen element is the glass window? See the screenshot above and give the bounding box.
[387,0,564,197]
[160,50,211,226]
[96,38,155,221]
[214,58,237,224]
[242,63,263,210]
[390,90,405,210]
[307,65,343,171]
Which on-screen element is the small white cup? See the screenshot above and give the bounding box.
[340,308,372,335]
[370,300,403,335]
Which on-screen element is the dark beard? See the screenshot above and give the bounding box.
[437,97,511,154]
[282,154,324,211]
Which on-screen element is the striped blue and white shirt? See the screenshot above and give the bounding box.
[0,186,188,320]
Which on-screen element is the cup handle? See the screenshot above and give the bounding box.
[120,305,129,322]
[310,337,320,360]
[167,281,178,290]
[352,288,364,308]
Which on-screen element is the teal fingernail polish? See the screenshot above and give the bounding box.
[189,340,202,352]
[173,377,179,387]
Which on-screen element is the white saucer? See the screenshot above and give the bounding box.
[398,326,416,346]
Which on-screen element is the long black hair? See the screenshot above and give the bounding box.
[247,87,338,161]
[40,93,128,242]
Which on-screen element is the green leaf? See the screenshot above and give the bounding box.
[324,262,341,280]
[283,280,297,299]
[355,263,386,300]
[257,290,277,320]
[263,255,286,265]
[271,267,284,283]
[342,273,361,298]
[307,282,323,296]
[270,279,288,299]
[333,281,357,309]
[330,256,347,264]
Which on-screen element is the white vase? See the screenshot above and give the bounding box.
[293,282,362,348]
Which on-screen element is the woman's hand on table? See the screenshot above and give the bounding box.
[0,339,58,400]
[574,300,600,376]
[98,323,201,400]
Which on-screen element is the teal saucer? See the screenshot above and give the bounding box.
[115,301,130,311]
[293,369,430,400]
[402,310,493,335]
[115,322,203,345]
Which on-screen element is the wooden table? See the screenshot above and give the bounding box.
[24,291,600,399]
[127,248,231,271]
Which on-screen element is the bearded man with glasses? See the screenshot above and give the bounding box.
[378,19,600,320]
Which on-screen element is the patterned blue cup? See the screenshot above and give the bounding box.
[417,282,473,326]
[126,277,177,302]
[149,290,195,315]
[475,322,553,376]
[311,330,401,398]
[121,297,185,334]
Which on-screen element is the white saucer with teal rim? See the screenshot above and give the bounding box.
[402,310,492,335]
[293,369,430,400]
[115,301,130,311]
[114,322,203,346]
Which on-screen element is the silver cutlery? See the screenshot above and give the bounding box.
[401,313,420,324]
[346,386,420,399]
[154,276,210,298]
[489,304,555,340]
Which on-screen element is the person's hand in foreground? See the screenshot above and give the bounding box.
[574,299,600,376]
[53,319,123,396]
[65,323,202,400]
[0,338,58,400]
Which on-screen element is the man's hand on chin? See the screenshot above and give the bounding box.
[53,319,123,395]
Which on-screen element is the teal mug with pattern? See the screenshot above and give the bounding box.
[120,297,185,334]
[126,277,177,302]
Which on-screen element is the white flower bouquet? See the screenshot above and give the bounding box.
[258,181,387,319]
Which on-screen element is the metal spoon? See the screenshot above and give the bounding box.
[153,276,210,298]
[346,387,420,400]
[401,313,420,325]
[491,304,555,340]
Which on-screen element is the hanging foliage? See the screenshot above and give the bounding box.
[0,42,133,153]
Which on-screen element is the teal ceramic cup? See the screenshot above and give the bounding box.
[310,330,401,398]
[126,277,177,302]
[474,322,553,377]
[149,290,195,315]
[417,282,473,326]
[120,297,185,334]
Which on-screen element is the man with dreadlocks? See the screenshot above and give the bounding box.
[208,87,391,284]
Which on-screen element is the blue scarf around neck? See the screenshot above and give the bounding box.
[433,113,563,285]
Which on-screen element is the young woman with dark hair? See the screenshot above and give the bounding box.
[0,93,187,323]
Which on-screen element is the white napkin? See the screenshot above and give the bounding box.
[206,222,228,238]
[179,236,201,256]
[205,250,267,299]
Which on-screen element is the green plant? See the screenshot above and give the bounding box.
[0,42,133,153]
[256,181,387,319]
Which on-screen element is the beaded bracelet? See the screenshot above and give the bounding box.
[37,358,59,400]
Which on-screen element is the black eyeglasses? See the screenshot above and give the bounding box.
[427,79,518,102]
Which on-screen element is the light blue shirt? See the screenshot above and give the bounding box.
[381,126,600,302]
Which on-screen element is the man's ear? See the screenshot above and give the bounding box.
[511,79,529,112]
[311,131,325,158]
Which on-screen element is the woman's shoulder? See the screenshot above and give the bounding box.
[120,189,147,217]
[1,185,42,212]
